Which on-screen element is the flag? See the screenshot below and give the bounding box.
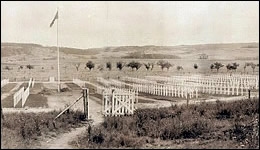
[50,11,58,28]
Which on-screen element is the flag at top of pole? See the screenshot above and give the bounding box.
[50,11,58,28]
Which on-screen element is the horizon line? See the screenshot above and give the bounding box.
[1,41,259,50]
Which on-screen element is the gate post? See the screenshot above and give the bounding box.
[82,88,89,120]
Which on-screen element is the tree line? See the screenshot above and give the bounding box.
[3,61,259,73]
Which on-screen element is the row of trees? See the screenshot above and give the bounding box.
[73,60,185,72]
[3,61,258,73]
[4,64,34,71]
[210,62,259,73]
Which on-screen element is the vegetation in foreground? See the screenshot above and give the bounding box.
[1,110,85,149]
[71,98,259,149]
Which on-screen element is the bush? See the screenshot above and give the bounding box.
[127,61,142,71]
[116,61,125,71]
[86,61,95,70]
[106,62,112,71]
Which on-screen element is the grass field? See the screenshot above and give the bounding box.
[71,98,259,149]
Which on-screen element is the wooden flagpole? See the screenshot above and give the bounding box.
[57,7,60,92]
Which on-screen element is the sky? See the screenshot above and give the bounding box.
[1,1,259,49]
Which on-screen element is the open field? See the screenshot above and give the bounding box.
[1,42,259,81]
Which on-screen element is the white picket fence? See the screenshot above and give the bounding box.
[145,74,259,96]
[22,86,30,107]
[28,78,32,87]
[32,78,35,87]
[13,87,24,107]
[102,88,137,116]
[1,79,9,88]
[121,77,198,99]
[13,78,34,108]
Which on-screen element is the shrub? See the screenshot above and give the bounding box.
[157,60,172,71]
[86,61,95,70]
[127,61,142,71]
[106,62,112,71]
[116,61,125,71]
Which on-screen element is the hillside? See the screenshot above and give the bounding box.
[1,42,259,61]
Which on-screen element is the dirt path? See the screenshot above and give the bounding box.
[36,97,104,149]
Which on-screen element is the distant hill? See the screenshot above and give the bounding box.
[1,42,259,61]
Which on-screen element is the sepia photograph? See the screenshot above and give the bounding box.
[1,1,259,149]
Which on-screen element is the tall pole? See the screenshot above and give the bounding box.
[57,7,60,92]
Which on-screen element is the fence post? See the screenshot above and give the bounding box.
[82,88,89,120]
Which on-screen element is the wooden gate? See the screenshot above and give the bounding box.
[102,89,137,116]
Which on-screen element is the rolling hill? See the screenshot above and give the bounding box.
[1,42,259,62]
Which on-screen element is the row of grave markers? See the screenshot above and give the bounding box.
[121,75,259,98]
[121,77,198,99]
[145,74,258,89]
[98,77,198,99]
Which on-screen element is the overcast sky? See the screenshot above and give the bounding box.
[1,1,259,49]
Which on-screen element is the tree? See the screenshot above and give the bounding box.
[232,63,239,72]
[194,64,198,70]
[74,63,81,72]
[127,61,142,71]
[86,61,95,71]
[226,64,232,72]
[164,62,172,71]
[116,61,125,71]
[26,64,34,70]
[157,60,166,71]
[213,62,224,72]
[26,64,34,77]
[18,65,23,70]
[144,63,152,71]
[157,60,172,71]
[106,62,112,71]
[210,64,214,72]
[177,66,183,71]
